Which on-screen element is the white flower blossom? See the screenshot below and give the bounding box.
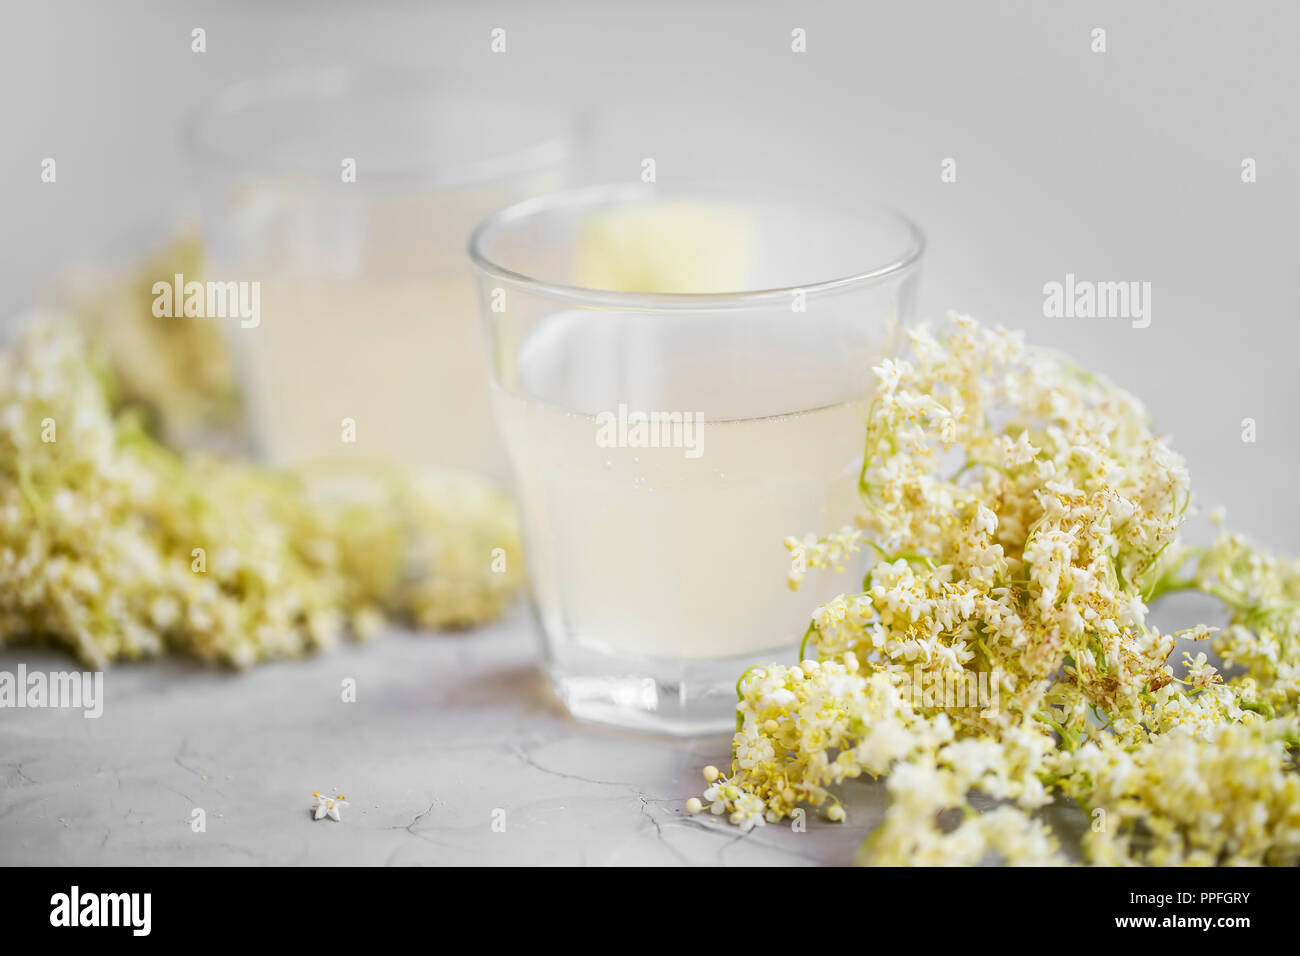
[709,314,1300,867]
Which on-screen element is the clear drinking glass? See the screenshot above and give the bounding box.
[185,69,581,477]
[469,185,924,733]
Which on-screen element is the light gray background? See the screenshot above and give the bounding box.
[2,1,1297,866]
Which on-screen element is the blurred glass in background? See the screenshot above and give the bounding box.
[185,68,581,478]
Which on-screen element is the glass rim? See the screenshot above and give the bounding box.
[467,183,926,310]
[182,66,580,189]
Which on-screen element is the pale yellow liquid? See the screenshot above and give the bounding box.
[494,309,871,660]
[216,183,562,478]
[238,276,507,477]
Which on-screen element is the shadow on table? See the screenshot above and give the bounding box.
[440,662,567,719]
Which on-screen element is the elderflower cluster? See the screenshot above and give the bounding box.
[57,231,243,450]
[700,313,1300,866]
[1148,529,1300,721]
[1062,720,1300,865]
[0,319,523,668]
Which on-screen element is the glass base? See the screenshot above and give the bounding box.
[540,632,795,736]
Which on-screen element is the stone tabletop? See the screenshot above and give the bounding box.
[0,608,897,866]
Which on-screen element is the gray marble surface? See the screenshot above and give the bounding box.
[0,607,893,866]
